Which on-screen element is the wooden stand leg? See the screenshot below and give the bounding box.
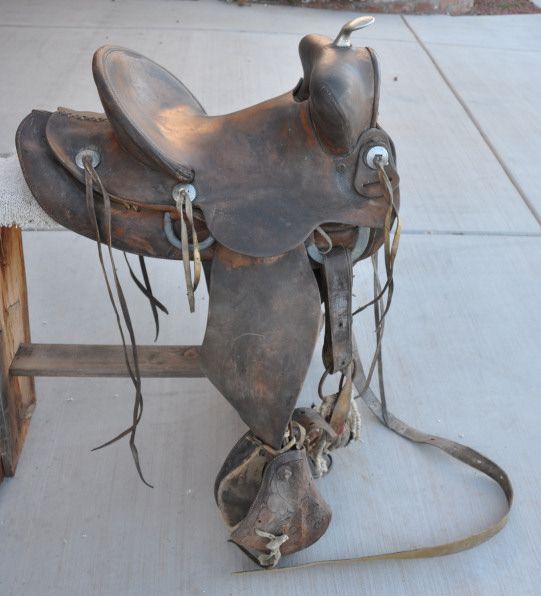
[0,226,35,481]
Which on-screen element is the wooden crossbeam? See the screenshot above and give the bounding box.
[10,344,205,378]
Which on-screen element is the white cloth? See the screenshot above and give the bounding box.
[0,154,61,230]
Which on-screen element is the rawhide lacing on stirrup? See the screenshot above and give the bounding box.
[254,530,290,568]
[311,363,361,478]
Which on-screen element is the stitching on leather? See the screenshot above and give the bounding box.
[365,47,380,129]
[57,107,107,122]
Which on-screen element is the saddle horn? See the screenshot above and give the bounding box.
[332,15,375,48]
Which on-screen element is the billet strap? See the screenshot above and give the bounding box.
[321,246,353,373]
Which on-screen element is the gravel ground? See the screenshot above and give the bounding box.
[471,0,541,14]
[235,0,541,14]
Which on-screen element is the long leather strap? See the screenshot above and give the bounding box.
[123,254,169,342]
[83,158,152,487]
[235,346,512,574]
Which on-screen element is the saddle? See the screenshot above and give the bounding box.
[16,16,511,571]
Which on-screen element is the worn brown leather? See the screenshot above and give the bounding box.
[16,110,202,259]
[200,244,322,449]
[321,247,353,374]
[216,433,331,560]
[91,44,398,257]
[28,20,508,576]
[93,45,206,181]
[295,34,377,153]
[230,449,331,558]
[17,29,399,260]
[13,18,412,570]
[46,108,179,210]
[215,432,275,528]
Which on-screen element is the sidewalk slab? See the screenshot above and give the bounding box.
[375,39,538,233]
[0,0,413,39]
[0,4,539,594]
[407,15,541,219]
[0,230,538,595]
[407,14,541,52]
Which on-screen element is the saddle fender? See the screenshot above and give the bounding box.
[200,243,322,449]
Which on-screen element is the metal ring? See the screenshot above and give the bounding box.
[364,146,389,170]
[75,148,100,170]
[172,183,197,204]
[318,359,357,400]
[307,226,370,264]
[163,212,215,251]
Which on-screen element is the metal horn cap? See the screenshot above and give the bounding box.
[333,16,375,48]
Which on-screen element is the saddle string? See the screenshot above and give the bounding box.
[174,187,201,313]
[352,156,401,319]
[351,158,400,422]
[123,253,169,342]
[82,156,153,488]
[313,157,399,466]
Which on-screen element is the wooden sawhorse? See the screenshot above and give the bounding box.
[0,225,203,483]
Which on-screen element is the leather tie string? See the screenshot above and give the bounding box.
[82,155,152,488]
[123,253,169,343]
[352,156,401,320]
[173,186,201,313]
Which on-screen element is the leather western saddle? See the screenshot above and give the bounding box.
[16,17,511,570]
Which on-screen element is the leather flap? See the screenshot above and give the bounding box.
[354,127,400,199]
[46,108,178,208]
[200,244,322,449]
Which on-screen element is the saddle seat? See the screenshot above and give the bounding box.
[93,46,207,182]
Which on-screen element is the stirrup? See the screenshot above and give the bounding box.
[215,430,331,568]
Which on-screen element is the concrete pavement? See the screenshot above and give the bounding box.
[0,2,540,595]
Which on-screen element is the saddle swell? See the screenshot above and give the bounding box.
[16,16,402,567]
[295,33,379,154]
